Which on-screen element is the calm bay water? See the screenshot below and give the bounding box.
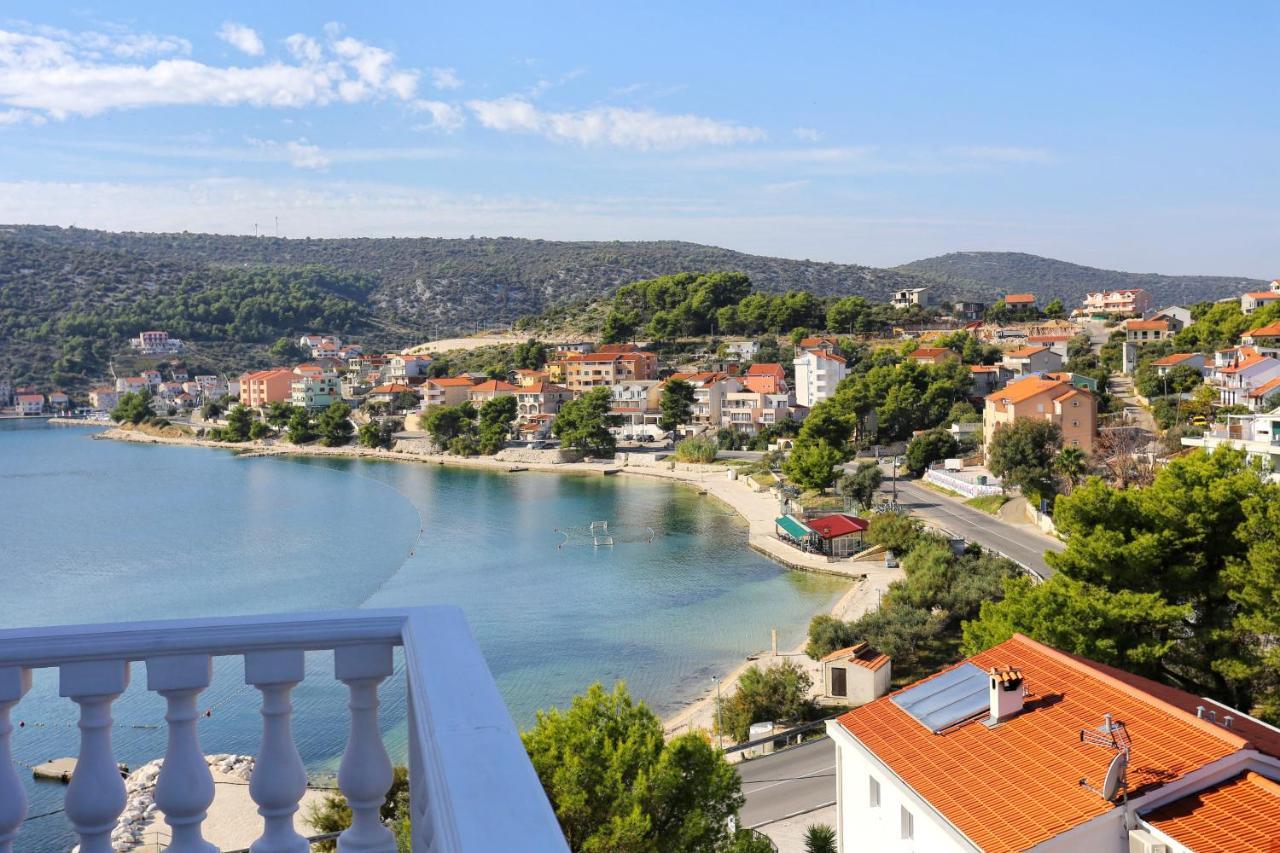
[0,421,845,849]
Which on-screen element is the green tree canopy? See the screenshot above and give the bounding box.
[315,401,354,447]
[783,439,844,491]
[424,402,476,447]
[716,661,813,742]
[838,461,883,508]
[522,682,745,853]
[658,379,696,433]
[553,387,620,456]
[221,404,254,442]
[110,391,153,425]
[986,418,1062,501]
[904,429,960,476]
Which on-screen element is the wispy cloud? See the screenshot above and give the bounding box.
[0,22,421,119]
[677,145,1054,173]
[793,127,822,142]
[216,22,263,57]
[247,138,329,169]
[466,96,764,150]
[429,67,461,90]
[412,99,465,132]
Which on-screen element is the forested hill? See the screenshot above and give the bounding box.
[897,251,1262,305]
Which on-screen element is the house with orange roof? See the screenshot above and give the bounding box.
[741,362,789,396]
[14,393,44,416]
[1003,292,1036,307]
[907,346,959,366]
[1209,349,1280,410]
[515,382,573,420]
[1241,290,1280,314]
[827,632,1280,853]
[239,369,296,408]
[609,380,664,439]
[820,640,890,705]
[88,387,120,412]
[1081,288,1151,317]
[423,377,477,408]
[794,347,848,407]
[368,383,417,406]
[1241,321,1280,357]
[467,379,519,405]
[549,351,658,393]
[667,372,743,431]
[1150,352,1208,378]
[513,368,549,388]
[1001,344,1063,376]
[968,364,1013,396]
[984,375,1097,453]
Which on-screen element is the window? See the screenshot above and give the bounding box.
[901,806,914,839]
[1072,420,1079,427]
[869,776,881,808]
[830,666,847,698]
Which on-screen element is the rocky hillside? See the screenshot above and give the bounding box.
[897,251,1262,306]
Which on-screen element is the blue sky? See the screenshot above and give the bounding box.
[0,2,1275,275]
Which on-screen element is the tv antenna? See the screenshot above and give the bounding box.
[1079,713,1131,802]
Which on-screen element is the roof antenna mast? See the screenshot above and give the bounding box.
[1078,713,1131,804]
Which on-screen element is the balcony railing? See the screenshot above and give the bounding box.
[0,607,568,853]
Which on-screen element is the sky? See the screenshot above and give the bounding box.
[0,2,1275,276]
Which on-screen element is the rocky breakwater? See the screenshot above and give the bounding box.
[100,754,255,851]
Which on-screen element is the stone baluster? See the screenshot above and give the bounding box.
[245,649,309,853]
[147,654,216,853]
[0,667,32,853]
[407,690,430,852]
[60,660,130,853]
[335,644,396,853]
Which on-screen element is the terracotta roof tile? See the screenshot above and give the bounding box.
[429,377,477,388]
[1151,353,1200,367]
[986,375,1078,404]
[1246,321,1280,338]
[1125,320,1171,331]
[837,634,1245,853]
[1004,293,1036,304]
[1006,345,1049,358]
[1145,772,1280,853]
[909,347,952,359]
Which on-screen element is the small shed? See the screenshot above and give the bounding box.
[807,513,870,557]
[821,642,891,705]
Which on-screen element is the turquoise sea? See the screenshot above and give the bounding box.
[0,421,846,850]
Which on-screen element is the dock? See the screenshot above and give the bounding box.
[32,757,77,782]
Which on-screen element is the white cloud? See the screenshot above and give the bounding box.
[0,107,44,126]
[247,137,329,169]
[0,24,421,119]
[285,139,329,169]
[430,67,461,90]
[466,96,764,150]
[793,127,822,142]
[677,145,1054,174]
[412,100,465,132]
[216,22,264,57]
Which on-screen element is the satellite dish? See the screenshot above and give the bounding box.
[1101,751,1128,800]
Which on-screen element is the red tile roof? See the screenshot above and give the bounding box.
[1151,352,1200,367]
[1006,345,1049,358]
[1245,321,1280,338]
[1004,293,1036,304]
[821,641,890,671]
[838,634,1247,853]
[370,383,414,394]
[429,377,476,388]
[741,375,781,394]
[1245,292,1280,300]
[1125,319,1171,332]
[987,375,1075,404]
[1248,376,1280,399]
[519,382,569,394]
[909,347,952,359]
[806,349,846,364]
[1145,772,1280,853]
[469,380,519,393]
[807,513,868,539]
[746,363,786,380]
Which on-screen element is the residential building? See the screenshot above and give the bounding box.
[368,383,418,406]
[1241,321,1280,356]
[1121,318,1174,373]
[239,369,296,408]
[951,300,986,322]
[45,392,71,412]
[423,377,476,408]
[293,360,343,380]
[552,351,658,393]
[1182,407,1280,480]
[291,376,343,411]
[1080,288,1151,316]
[170,366,190,382]
[1151,305,1193,331]
[388,355,433,380]
[115,376,150,394]
[513,369,549,387]
[891,287,931,309]
[1150,352,1209,378]
[515,382,573,420]
[984,375,1096,453]
[299,334,343,358]
[794,346,848,408]
[516,413,557,441]
[553,341,594,354]
[670,372,742,431]
[723,340,760,360]
[609,380,664,439]
[14,393,44,415]
[1001,345,1063,376]
[907,347,959,366]
[139,369,164,387]
[820,642,890,705]
[827,632,1280,853]
[89,387,120,412]
[0,380,9,406]
[467,379,519,405]
[720,389,792,435]
[967,365,1012,396]
[1003,292,1036,309]
[130,330,184,354]
[1209,348,1280,409]
[1242,290,1280,314]
[741,362,789,396]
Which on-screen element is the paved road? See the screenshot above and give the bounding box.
[881,467,1063,578]
[738,738,836,829]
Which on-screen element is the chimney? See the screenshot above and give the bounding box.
[987,665,1025,725]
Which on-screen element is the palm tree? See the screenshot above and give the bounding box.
[804,823,837,853]
[1054,446,1088,492]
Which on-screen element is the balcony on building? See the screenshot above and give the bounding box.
[0,606,568,852]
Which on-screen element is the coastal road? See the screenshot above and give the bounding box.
[880,467,1063,579]
[738,738,836,829]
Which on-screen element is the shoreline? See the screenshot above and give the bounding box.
[93,425,879,734]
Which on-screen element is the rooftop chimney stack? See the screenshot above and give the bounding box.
[988,665,1025,725]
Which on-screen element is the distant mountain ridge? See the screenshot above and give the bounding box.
[896,251,1262,306]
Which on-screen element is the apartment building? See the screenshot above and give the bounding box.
[1001,345,1063,376]
[516,382,574,420]
[239,369,296,408]
[984,375,1096,453]
[609,380,663,439]
[1209,347,1280,410]
[794,346,848,408]
[551,351,658,393]
[669,372,743,431]
[291,376,343,411]
[1182,407,1280,481]
[423,377,476,408]
[1081,288,1151,316]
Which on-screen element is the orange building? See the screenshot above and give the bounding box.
[550,351,658,393]
[984,374,1096,453]
[239,369,296,408]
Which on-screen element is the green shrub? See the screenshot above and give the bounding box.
[674,435,719,463]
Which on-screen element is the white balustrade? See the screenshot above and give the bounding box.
[0,608,569,853]
[335,643,396,853]
[60,660,130,853]
[0,667,31,853]
[245,649,309,853]
[147,654,217,853]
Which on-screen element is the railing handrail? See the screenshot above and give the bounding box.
[0,607,416,668]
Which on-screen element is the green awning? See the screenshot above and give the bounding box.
[775,515,815,539]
